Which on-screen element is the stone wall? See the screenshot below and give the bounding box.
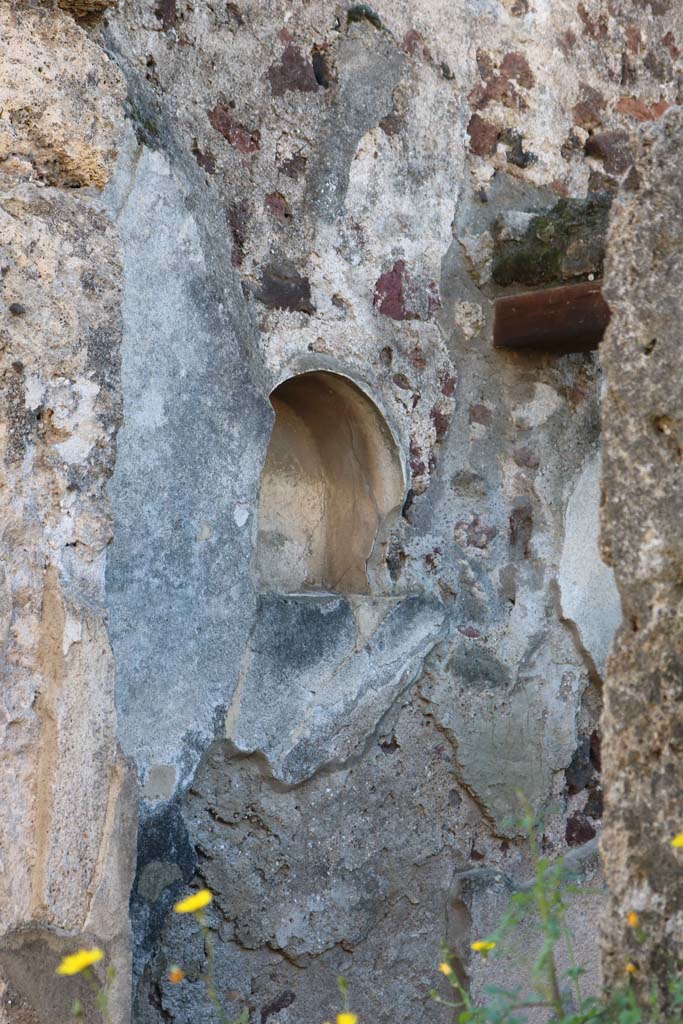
[0,4,136,1022]
[601,107,683,1004]
[2,1,683,1022]
[98,1,642,1020]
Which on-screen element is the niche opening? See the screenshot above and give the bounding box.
[255,371,404,595]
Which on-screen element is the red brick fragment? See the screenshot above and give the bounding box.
[227,200,249,268]
[509,501,533,556]
[469,403,492,426]
[558,28,577,53]
[265,191,291,222]
[584,131,633,175]
[651,99,672,119]
[467,114,499,156]
[457,516,497,550]
[615,96,671,122]
[494,281,610,352]
[615,96,653,121]
[624,24,642,53]
[513,447,539,469]
[470,49,532,111]
[458,625,481,639]
[154,0,176,29]
[430,404,451,442]
[500,51,534,88]
[572,84,605,130]
[208,104,260,154]
[268,43,319,96]
[402,29,431,60]
[409,439,426,476]
[408,346,426,370]
[566,812,596,846]
[471,75,523,111]
[254,264,314,313]
[662,31,680,59]
[373,261,417,321]
[577,3,608,39]
[279,153,306,179]
[440,372,456,398]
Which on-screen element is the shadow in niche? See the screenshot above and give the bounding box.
[255,370,405,595]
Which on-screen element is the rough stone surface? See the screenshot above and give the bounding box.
[7,0,683,1020]
[601,106,683,1003]
[93,0,649,1017]
[227,595,447,783]
[0,7,123,188]
[492,194,611,287]
[58,0,117,18]
[0,8,134,1024]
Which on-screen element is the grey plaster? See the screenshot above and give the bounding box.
[96,1,633,1018]
[305,25,403,220]
[105,128,271,788]
[227,594,447,783]
[424,623,587,834]
[559,450,622,678]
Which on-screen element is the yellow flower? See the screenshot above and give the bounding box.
[168,966,185,984]
[671,833,683,848]
[56,948,104,976]
[439,962,453,976]
[337,1014,358,1024]
[625,962,638,975]
[173,889,212,914]
[471,940,497,954]
[627,911,639,928]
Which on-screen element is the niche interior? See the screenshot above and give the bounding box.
[255,371,404,595]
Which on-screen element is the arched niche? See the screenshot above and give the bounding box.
[255,370,405,595]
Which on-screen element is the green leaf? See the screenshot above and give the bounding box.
[567,967,588,980]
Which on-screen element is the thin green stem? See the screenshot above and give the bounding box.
[81,967,112,1024]
[201,921,230,1024]
[544,949,564,1019]
[504,1000,555,1013]
[338,976,350,1013]
[431,995,462,1009]
[528,829,563,1016]
[562,912,583,1010]
[448,971,473,1015]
